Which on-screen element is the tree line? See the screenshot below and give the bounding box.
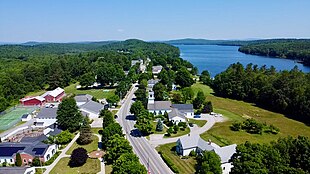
[238,39,310,66]
[0,39,185,112]
[212,63,310,124]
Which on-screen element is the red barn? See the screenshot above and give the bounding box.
[41,87,65,102]
[20,96,45,106]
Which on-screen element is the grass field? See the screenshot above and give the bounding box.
[190,83,310,146]
[156,143,196,174]
[165,127,190,138]
[50,158,100,174]
[151,121,167,134]
[0,107,35,130]
[66,135,99,155]
[105,164,112,174]
[64,83,115,99]
[188,119,207,127]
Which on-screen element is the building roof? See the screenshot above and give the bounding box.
[36,108,57,119]
[20,135,48,143]
[147,101,172,111]
[214,144,237,163]
[74,94,93,103]
[20,96,45,102]
[147,79,160,85]
[177,135,236,163]
[172,104,194,112]
[41,87,64,98]
[0,167,34,174]
[80,100,104,114]
[168,108,186,120]
[152,65,163,73]
[0,146,26,157]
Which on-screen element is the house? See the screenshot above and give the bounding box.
[172,104,194,118]
[168,108,186,124]
[74,94,93,106]
[20,96,45,106]
[152,65,163,75]
[131,59,143,67]
[0,167,35,174]
[79,100,104,119]
[21,114,31,122]
[0,141,57,165]
[35,108,57,127]
[147,79,160,90]
[147,101,172,115]
[41,87,65,102]
[176,135,237,173]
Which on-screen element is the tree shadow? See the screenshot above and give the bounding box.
[125,114,136,121]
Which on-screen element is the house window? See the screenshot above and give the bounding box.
[47,154,50,160]
[23,159,27,163]
[10,159,13,162]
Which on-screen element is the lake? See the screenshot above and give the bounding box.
[177,45,310,77]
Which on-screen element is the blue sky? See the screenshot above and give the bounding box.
[0,0,309,42]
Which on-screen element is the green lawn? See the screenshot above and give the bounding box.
[151,121,167,134]
[165,127,190,138]
[50,158,100,174]
[190,83,310,146]
[35,168,46,174]
[188,119,207,127]
[91,128,103,134]
[64,83,115,99]
[105,164,113,174]
[191,83,214,97]
[156,143,196,174]
[66,135,99,155]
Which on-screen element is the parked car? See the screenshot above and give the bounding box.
[189,123,194,127]
[194,115,201,118]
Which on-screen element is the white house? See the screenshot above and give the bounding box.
[79,100,105,119]
[74,94,93,106]
[176,135,237,173]
[147,101,172,115]
[172,104,194,118]
[21,114,31,122]
[152,65,163,75]
[168,108,186,124]
[35,107,57,127]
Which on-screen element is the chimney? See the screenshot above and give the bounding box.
[208,139,212,145]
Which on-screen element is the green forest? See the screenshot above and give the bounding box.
[212,62,310,124]
[238,39,310,66]
[0,39,195,112]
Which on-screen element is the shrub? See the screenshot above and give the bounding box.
[69,148,88,167]
[173,125,180,133]
[77,126,93,145]
[156,119,163,132]
[31,157,41,166]
[55,130,73,145]
[189,150,197,157]
[15,153,22,166]
[230,122,242,131]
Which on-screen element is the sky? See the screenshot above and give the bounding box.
[0,0,310,43]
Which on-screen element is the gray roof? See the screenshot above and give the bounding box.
[147,101,172,110]
[80,100,104,114]
[147,79,159,85]
[178,135,218,150]
[168,108,186,120]
[0,167,33,174]
[36,108,57,119]
[214,144,237,163]
[172,104,194,112]
[74,94,93,103]
[152,65,163,73]
[21,114,29,119]
[20,135,48,143]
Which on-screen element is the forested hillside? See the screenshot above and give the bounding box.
[0,39,195,112]
[238,39,310,66]
[212,63,310,124]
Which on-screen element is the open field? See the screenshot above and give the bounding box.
[0,107,35,130]
[156,143,196,174]
[190,83,310,145]
[188,119,207,127]
[66,135,99,155]
[50,157,100,174]
[64,83,115,99]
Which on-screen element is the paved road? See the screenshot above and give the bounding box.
[43,133,80,174]
[116,84,173,174]
[149,114,224,147]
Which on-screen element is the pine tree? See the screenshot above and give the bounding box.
[156,119,163,132]
[15,153,22,166]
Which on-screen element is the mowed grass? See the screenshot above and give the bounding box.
[165,127,190,138]
[188,119,207,127]
[105,164,113,174]
[50,158,100,174]
[156,143,196,174]
[66,135,99,155]
[64,83,115,99]
[190,83,310,145]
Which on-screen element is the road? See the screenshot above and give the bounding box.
[116,84,173,174]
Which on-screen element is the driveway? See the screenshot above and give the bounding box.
[148,114,225,147]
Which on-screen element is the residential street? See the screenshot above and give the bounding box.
[116,84,173,174]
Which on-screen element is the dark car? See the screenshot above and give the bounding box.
[114,115,118,119]
[189,123,194,127]
[194,115,201,118]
